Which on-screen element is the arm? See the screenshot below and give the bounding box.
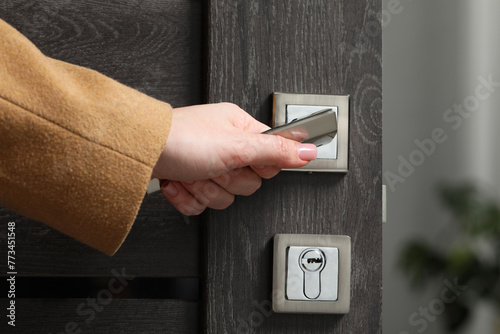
[0,19,171,255]
[0,18,317,255]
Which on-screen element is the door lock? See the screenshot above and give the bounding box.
[273,234,351,314]
[299,248,325,299]
[286,246,338,301]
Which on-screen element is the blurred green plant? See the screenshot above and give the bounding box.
[399,184,500,331]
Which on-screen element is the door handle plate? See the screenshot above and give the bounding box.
[272,93,349,172]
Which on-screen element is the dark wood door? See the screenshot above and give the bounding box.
[0,1,203,333]
[204,1,382,333]
[0,0,381,333]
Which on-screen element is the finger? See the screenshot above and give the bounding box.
[250,165,282,179]
[161,181,206,216]
[244,117,271,133]
[239,133,317,169]
[182,180,234,210]
[212,167,262,196]
[232,105,271,133]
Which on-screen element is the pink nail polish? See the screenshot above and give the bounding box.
[297,143,317,161]
[162,182,179,197]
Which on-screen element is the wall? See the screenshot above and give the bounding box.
[383,0,500,333]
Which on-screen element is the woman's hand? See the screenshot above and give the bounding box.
[152,103,317,215]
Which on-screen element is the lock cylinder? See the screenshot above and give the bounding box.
[299,248,326,299]
[273,234,351,314]
[285,246,339,301]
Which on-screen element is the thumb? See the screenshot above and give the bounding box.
[243,133,317,169]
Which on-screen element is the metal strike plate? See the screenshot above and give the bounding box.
[272,93,349,172]
[273,234,351,314]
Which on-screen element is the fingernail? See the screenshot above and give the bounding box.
[297,143,317,161]
[162,181,178,197]
[254,165,266,169]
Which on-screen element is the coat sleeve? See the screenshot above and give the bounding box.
[0,19,172,255]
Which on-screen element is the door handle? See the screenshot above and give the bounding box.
[263,108,337,147]
[271,93,350,173]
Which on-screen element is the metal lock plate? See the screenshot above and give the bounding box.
[273,234,351,314]
[286,247,338,301]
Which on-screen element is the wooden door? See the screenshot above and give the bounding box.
[0,0,381,333]
[0,1,203,333]
[203,1,382,333]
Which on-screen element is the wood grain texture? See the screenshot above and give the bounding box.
[0,298,199,333]
[0,0,203,106]
[205,1,382,333]
[0,0,203,276]
[0,196,201,277]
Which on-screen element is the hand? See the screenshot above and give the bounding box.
[152,103,317,215]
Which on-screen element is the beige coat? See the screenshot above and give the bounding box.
[0,19,172,255]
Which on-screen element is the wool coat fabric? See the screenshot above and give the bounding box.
[0,19,172,255]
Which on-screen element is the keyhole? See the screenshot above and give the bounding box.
[307,257,322,263]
